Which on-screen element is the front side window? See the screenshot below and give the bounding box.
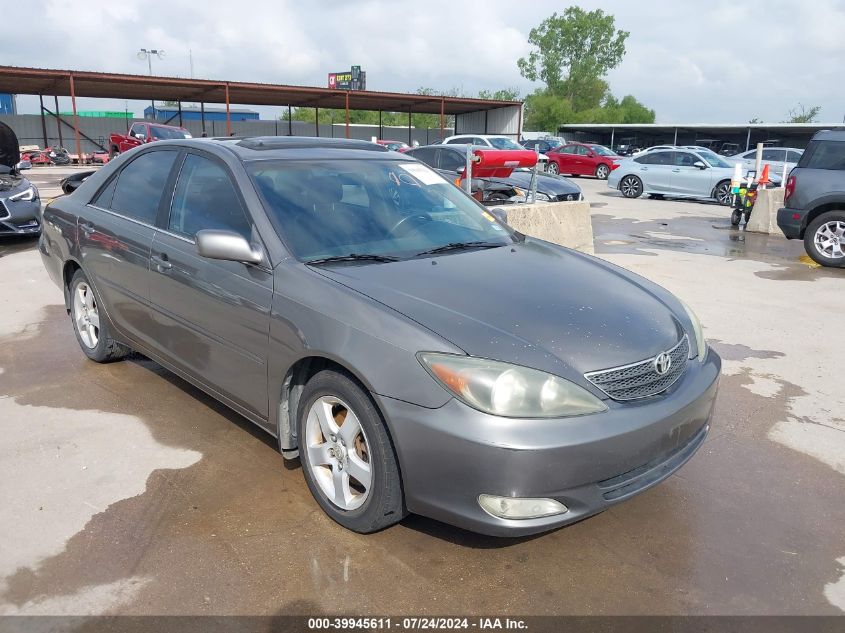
[109,150,177,224]
[589,145,616,156]
[438,150,465,171]
[445,137,468,145]
[762,149,785,162]
[405,147,437,167]
[249,159,516,262]
[697,150,731,168]
[169,154,252,239]
[129,123,145,138]
[674,152,699,167]
[487,137,523,150]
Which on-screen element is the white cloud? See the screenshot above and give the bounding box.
[3,0,845,123]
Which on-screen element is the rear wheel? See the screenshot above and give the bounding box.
[714,181,732,206]
[619,175,643,198]
[595,164,610,180]
[546,162,560,175]
[297,369,406,533]
[69,270,130,362]
[805,211,845,267]
[731,209,743,227]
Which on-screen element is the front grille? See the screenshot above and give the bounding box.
[585,336,689,401]
[555,193,579,202]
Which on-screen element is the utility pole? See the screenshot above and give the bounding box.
[138,48,165,119]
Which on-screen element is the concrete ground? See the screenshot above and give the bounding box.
[0,168,843,616]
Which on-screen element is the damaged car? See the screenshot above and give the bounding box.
[0,122,41,237]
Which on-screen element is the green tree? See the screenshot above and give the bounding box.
[477,87,521,101]
[785,104,821,123]
[517,8,628,101]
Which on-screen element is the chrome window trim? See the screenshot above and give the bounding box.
[85,204,157,231]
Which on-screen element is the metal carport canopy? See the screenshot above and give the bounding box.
[0,66,520,115]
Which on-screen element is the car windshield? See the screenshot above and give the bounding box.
[150,127,192,140]
[697,150,731,168]
[590,145,617,156]
[248,159,517,262]
[487,137,523,150]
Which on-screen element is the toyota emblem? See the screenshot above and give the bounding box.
[654,352,672,375]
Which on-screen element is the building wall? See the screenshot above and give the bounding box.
[455,105,522,137]
[0,113,453,152]
[0,94,16,115]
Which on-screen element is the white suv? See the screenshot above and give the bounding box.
[442,134,549,169]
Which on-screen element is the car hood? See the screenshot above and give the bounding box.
[488,171,581,196]
[0,173,26,194]
[0,121,20,169]
[314,239,685,384]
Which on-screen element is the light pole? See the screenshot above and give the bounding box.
[137,48,165,119]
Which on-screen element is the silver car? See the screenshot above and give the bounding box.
[726,147,804,179]
[40,136,720,537]
[609,148,742,205]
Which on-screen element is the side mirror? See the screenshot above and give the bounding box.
[489,207,508,224]
[15,160,32,171]
[134,133,146,140]
[196,229,263,265]
[693,161,707,169]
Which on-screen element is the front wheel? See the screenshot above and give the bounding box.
[297,369,406,533]
[805,211,845,267]
[714,181,733,206]
[546,161,560,175]
[595,164,610,180]
[619,175,643,198]
[731,209,742,227]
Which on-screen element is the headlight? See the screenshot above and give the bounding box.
[534,191,552,201]
[418,353,607,418]
[9,185,37,202]
[679,300,707,361]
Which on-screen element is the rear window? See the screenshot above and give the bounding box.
[799,140,845,170]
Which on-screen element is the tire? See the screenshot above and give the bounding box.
[714,181,733,206]
[109,145,119,159]
[546,162,560,175]
[619,175,643,198]
[595,164,610,180]
[297,369,406,533]
[731,210,742,227]
[804,211,845,268]
[69,269,131,363]
[648,194,665,200]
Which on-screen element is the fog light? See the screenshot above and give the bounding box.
[478,494,568,520]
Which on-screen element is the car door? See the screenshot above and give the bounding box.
[120,123,146,153]
[81,148,179,347]
[554,145,578,174]
[147,151,273,421]
[633,151,675,192]
[669,151,709,195]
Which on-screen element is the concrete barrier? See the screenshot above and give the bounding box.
[746,187,785,235]
[492,199,594,254]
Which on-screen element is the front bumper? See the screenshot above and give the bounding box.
[377,349,721,536]
[0,198,41,235]
[776,207,804,239]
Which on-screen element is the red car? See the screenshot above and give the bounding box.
[20,150,52,166]
[545,142,623,179]
[108,122,192,157]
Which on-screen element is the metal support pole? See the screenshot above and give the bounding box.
[345,92,350,139]
[38,95,48,148]
[288,105,293,136]
[484,110,489,134]
[610,128,615,149]
[517,105,523,140]
[753,143,764,183]
[673,127,678,145]
[315,107,319,137]
[746,127,752,151]
[439,98,445,140]
[177,101,183,127]
[225,83,232,135]
[54,95,63,148]
[200,102,206,135]
[378,110,383,139]
[408,109,412,145]
[464,145,473,195]
[69,74,83,164]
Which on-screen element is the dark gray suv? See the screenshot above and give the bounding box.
[39,136,720,536]
[778,130,845,267]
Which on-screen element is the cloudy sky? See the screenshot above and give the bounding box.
[3,0,844,124]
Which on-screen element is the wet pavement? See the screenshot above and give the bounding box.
[0,172,843,616]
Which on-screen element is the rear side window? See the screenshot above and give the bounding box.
[109,151,177,224]
[407,147,437,167]
[798,141,845,170]
[438,150,465,171]
[787,150,803,163]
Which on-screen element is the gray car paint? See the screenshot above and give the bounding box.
[39,137,720,536]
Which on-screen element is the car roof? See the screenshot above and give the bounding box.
[146,136,409,162]
[811,130,845,141]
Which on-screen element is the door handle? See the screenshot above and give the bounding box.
[80,221,94,235]
[672,168,680,172]
[151,253,172,273]
[640,167,648,171]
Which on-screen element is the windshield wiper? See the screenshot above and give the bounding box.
[305,253,401,265]
[415,241,504,257]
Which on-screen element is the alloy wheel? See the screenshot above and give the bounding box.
[547,162,560,175]
[72,281,100,349]
[813,220,845,259]
[715,183,732,205]
[621,176,642,198]
[596,164,609,179]
[304,395,372,511]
